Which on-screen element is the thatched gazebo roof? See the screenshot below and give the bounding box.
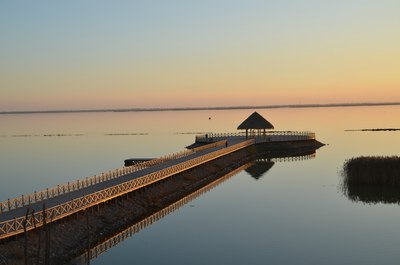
[237,112,274,130]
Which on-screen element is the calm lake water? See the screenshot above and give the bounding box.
[1,106,400,265]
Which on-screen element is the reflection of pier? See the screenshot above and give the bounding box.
[246,153,316,180]
[74,164,250,264]
[270,153,316,162]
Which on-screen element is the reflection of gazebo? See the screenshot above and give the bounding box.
[237,112,274,138]
[245,161,275,180]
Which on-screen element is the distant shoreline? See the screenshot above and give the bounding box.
[1,102,400,115]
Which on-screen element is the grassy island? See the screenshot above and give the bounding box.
[342,156,400,204]
[343,156,400,186]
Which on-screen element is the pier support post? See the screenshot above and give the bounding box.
[23,208,30,265]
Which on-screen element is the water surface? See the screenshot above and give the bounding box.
[1,106,399,264]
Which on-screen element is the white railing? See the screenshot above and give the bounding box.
[196,132,246,142]
[196,131,315,143]
[0,139,254,239]
[0,140,227,214]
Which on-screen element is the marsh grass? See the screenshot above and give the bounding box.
[343,156,400,186]
[342,156,400,204]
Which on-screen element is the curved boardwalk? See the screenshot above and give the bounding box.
[0,131,315,239]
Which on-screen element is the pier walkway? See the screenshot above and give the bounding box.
[0,131,315,239]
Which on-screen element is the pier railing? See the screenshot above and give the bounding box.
[0,139,254,239]
[0,140,227,214]
[196,131,315,143]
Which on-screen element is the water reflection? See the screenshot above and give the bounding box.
[245,160,275,180]
[245,152,317,180]
[342,184,400,204]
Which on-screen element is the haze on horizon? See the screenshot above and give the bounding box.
[1,1,400,112]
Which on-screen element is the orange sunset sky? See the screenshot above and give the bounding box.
[1,1,400,111]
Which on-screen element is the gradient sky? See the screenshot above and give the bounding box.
[1,0,400,111]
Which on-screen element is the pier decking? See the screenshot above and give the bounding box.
[0,131,316,239]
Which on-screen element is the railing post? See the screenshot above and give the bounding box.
[34,191,37,203]
[68,182,70,192]
[21,195,25,206]
[46,188,49,199]
[57,185,60,196]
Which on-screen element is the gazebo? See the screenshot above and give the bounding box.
[237,111,274,138]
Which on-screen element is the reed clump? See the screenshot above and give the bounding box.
[343,156,400,187]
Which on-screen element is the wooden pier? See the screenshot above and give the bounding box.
[0,131,316,240]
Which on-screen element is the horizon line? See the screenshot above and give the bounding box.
[1,101,400,115]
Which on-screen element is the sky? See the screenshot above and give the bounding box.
[1,0,400,111]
